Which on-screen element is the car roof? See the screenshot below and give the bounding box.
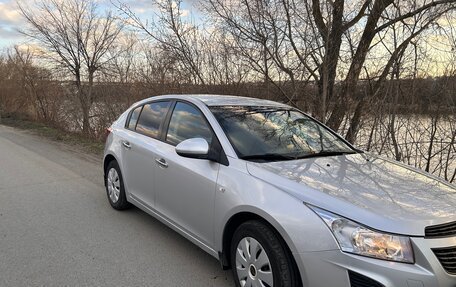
[137,94,291,108]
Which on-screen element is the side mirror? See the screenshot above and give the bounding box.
[175,138,209,159]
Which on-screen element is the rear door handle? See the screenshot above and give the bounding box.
[122,141,131,149]
[155,158,168,168]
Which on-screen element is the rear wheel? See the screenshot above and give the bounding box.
[230,220,300,287]
[105,160,131,210]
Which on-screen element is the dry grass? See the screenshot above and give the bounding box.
[0,117,105,155]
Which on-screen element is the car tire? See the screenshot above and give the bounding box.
[230,220,300,287]
[105,160,131,210]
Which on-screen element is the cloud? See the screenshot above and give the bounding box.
[118,0,157,14]
[118,0,193,16]
[0,1,22,24]
[16,43,44,54]
[180,9,189,17]
[0,0,25,48]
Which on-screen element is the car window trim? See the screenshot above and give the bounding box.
[159,100,177,142]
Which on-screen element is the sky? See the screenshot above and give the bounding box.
[0,0,454,76]
[0,0,199,50]
[0,0,23,48]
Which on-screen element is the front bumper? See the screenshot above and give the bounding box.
[295,236,456,287]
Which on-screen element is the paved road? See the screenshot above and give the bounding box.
[0,125,233,286]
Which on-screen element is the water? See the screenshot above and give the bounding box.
[352,114,455,183]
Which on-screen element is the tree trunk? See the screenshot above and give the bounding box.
[425,115,439,172]
[76,70,92,135]
[326,0,394,131]
[345,97,367,143]
[313,0,345,121]
[81,101,91,135]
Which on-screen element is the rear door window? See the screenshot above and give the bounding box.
[166,102,213,146]
[136,101,171,139]
[127,106,143,130]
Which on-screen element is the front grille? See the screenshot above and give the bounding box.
[432,246,456,275]
[425,221,456,238]
[348,270,384,287]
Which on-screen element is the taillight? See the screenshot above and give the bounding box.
[105,127,113,141]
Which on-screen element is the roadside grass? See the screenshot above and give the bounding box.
[0,117,104,155]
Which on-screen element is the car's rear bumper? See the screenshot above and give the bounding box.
[295,237,456,287]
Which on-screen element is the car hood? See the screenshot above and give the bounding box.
[246,153,456,236]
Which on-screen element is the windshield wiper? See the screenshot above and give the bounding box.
[241,150,359,162]
[240,153,296,162]
[295,150,358,160]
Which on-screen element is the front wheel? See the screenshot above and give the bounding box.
[230,220,300,287]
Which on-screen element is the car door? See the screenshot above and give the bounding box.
[154,101,220,247]
[121,100,172,208]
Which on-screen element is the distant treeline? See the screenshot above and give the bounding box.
[80,75,456,115]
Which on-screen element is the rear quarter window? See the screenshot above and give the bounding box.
[127,106,143,130]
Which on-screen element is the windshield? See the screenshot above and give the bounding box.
[210,106,357,161]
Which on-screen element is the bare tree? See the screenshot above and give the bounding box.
[10,46,60,122]
[205,0,456,134]
[318,0,456,133]
[117,0,209,86]
[18,0,124,134]
[205,0,318,105]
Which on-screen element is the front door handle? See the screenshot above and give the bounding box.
[155,158,168,168]
[122,141,131,149]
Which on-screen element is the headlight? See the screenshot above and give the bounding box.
[309,205,414,263]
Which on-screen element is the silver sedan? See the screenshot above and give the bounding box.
[103,94,456,287]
